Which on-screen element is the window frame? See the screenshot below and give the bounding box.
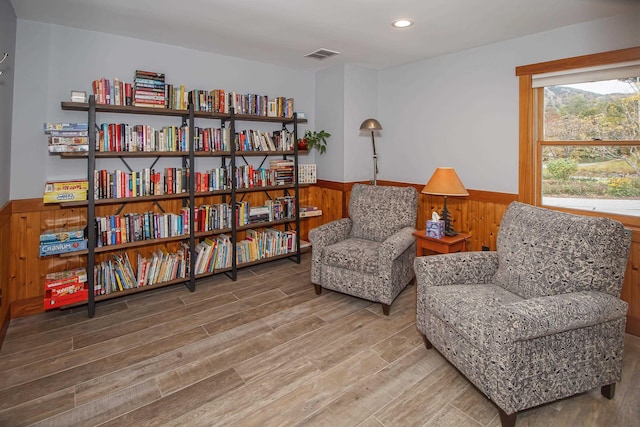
[516,46,640,228]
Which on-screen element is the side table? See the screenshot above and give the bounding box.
[412,231,471,256]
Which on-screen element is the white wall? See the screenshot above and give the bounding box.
[379,11,640,193]
[0,0,16,206]
[312,64,379,183]
[10,20,315,199]
[344,65,379,183]
[314,65,345,182]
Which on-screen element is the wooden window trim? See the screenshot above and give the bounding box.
[517,46,640,228]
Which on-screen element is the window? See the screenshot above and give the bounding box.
[517,47,640,226]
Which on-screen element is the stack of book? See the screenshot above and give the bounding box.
[269,159,295,185]
[133,70,166,108]
[44,267,88,309]
[44,122,88,153]
[300,205,322,218]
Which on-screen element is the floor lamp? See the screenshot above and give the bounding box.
[359,118,382,185]
[421,167,469,236]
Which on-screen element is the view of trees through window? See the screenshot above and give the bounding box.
[542,77,640,217]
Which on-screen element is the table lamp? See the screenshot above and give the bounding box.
[359,118,382,185]
[421,167,469,236]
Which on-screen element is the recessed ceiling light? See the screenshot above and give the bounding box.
[392,19,414,29]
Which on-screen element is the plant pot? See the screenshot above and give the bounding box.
[298,138,308,151]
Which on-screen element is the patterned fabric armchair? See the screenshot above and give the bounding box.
[309,183,417,315]
[414,202,631,427]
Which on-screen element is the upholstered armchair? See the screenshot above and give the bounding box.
[309,183,418,315]
[414,202,631,426]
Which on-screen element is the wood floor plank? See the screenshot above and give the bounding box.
[202,289,315,336]
[233,309,381,383]
[373,363,470,426]
[71,293,234,349]
[0,338,72,373]
[164,354,321,426]
[0,387,75,427]
[0,327,208,411]
[0,302,130,355]
[450,384,502,426]
[33,379,162,427]
[98,368,245,427]
[156,314,326,396]
[74,318,273,405]
[371,323,423,363]
[237,349,389,427]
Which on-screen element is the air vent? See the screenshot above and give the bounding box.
[304,48,340,60]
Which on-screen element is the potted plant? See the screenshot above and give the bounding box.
[298,130,331,154]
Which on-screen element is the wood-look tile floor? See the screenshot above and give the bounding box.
[1,253,639,426]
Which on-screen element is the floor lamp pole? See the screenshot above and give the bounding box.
[371,131,378,185]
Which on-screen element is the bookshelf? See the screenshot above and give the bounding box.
[50,95,307,317]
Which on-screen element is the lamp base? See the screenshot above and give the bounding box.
[440,197,458,236]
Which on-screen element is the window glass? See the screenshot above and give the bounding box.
[541,78,640,216]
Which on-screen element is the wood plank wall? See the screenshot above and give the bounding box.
[1,181,638,337]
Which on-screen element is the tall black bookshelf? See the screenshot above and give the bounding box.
[54,95,306,317]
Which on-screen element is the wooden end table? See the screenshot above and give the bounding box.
[412,231,471,256]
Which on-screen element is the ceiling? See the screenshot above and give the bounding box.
[10,0,640,70]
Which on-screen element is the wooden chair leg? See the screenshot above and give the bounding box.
[497,408,517,427]
[314,284,322,295]
[381,303,390,316]
[601,383,616,399]
[422,335,433,349]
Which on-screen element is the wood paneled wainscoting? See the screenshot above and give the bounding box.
[1,182,638,339]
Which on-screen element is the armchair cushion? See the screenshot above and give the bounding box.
[349,184,417,242]
[322,238,380,275]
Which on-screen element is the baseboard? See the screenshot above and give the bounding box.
[10,296,44,319]
[626,315,640,336]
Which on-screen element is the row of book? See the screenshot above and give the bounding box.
[193,229,297,274]
[236,129,294,152]
[94,167,189,199]
[91,72,296,118]
[95,210,189,248]
[238,229,297,263]
[95,123,294,153]
[44,122,89,153]
[92,77,132,107]
[92,162,297,200]
[97,124,233,153]
[93,247,189,295]
[96,197,298,246]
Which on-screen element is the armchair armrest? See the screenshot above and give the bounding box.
[379,226,416,265]
[308,218,352,284]
[414,251,498,289]
[308,218,352,249]
[495,291,628,343]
